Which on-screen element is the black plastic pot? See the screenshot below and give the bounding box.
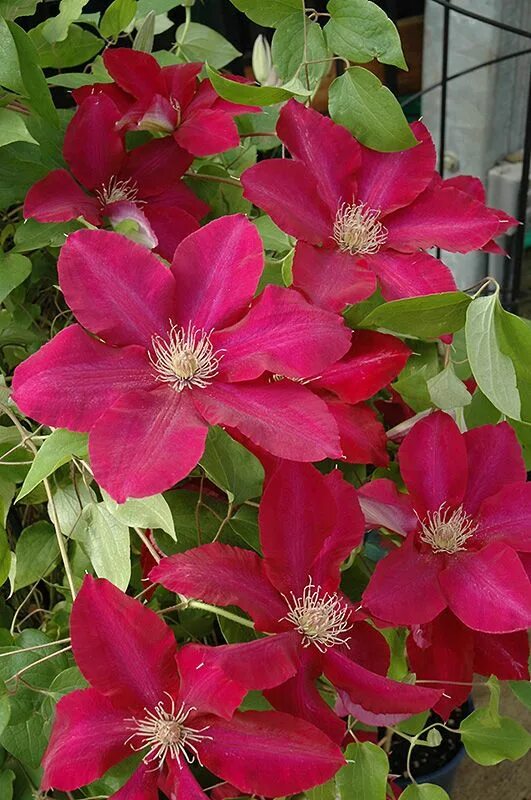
[388,698,473,794]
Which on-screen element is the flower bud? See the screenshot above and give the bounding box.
[252,35,279,86]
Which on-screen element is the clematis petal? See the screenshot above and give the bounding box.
[356,121,436,215]
[89,388,208,502]
[398,411,467,516]
[473,628,530,681]
[440,542,531,633]
[175,109,240,156]
[161,62,202,109]
[148,180,209,221]
[241,159,334,244]
[463,422,526,515]
[193,379,342,462]
[313,331,411,404]
[198,710,345,797]
[121,137,192,198]
[362,536,447,625]
[58,229,177,348]
[385,186,499,253]
[323,649,441,720]
[474,483,531,552]
[71,576,178,709]
[137,94,176,133]
[292,241,377,312]
[342,622,391,675]
[185,634,300,691]
[176,645,246,720]
[161,763,208,800]
[265,650,347,744]
[150,542,286,630]
[103,48,161,99]
[357,478,417,536]
[326,400,389,466]
[41,688,132,791]
[277,99,360,212]
[110,763,159,800]
[214,285,351,382]
[143,205,199,262]
[362,249,457,301]
[259,460,337,596]
[311,470,365,592]
[73,82,132,113]
[171,214,263,331]
[63,95,125,192]
[23,169,101,225]
[407,610,474,720]
[11,325,154,431]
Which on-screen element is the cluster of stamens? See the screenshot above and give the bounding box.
[169,97,182,125]
[281,578,352,653]
[418,503,478,554]
[271,374,321,385]
[333,201,388,255]
[149,321,224,392]
[124,693,211,770]
[95,176,140,207]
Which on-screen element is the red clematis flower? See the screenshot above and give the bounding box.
[24,95,208,261]
[151,460,441,744]
[241,100,516,310]
[42,575,344,800]
[12,216,352,502]
[362,411,531,633]
[407,608,530,719]
[74,49,259,157]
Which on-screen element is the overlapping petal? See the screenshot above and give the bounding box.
[70,576,178,708]
[362,250,457,301]
[89,389,208,502]
[176,645,246,720]
[175,108,240,156]
[171,215,264,331]
[463,422,526,515]
[357,478,417,536]
[474,483,531,551]
[214,285,351,382]
[12,325,154,431]
[325,400,389,466]
[58,229,177,347]
[23,169,101,225]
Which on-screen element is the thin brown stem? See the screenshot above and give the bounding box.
[184,170,241,188]
[134,527,161,564]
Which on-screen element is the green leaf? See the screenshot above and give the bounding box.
[49,665,88,696]
[74,503,131,590]
[400,785,450,800]
[228,0,299,26]
[465,294,521,421]
[30,22,103,68]
[133,10,156,51]
[272,13,329,94]
[325,0,406,69]
[206,64,293,106]
[0,251,31,302]
[361,292,471,338]
[0,528,10,588]
[14,521,59,590]
[0,18,25,94]
[17,429,88,501]
[176,22,240,69]
[0,769,15,800]
[47,71,110,88]
[464,387,501,429]
[187,164,250,219]
[100,0,137,39]
[0,0,39,19]
[51,482,96,540]
[460,707,531,766]
[305,779,337,800]
[41,0,89,43]
[0,710,48,767]
[14,218,83,252]
[7,22,59,125]
[494,305,531,422]
[101,490,176,539]
[337,742,389,800]
[427,365,472,410]
[254,214,292,252]
[201,426,264,504]
[0,108,37,148]
[329,67,417,152]
[509,680,531,710]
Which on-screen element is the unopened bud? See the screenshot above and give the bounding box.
[252,35,278,86]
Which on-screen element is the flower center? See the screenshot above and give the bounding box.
[125,693,211,769]
[95,176,140,207]
[333,201,388,255]
[148,322,224,392]
[281,578,352,653]
[169,97,182,125]
[418,503,478,554]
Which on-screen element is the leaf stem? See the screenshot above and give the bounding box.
[5,644,72,684]
[184,170,241,188]
[174,3,192,57]
[0,637,71,658]
[170,597,255,629]
[134,527,161,564]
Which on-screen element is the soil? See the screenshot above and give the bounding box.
[382,703,468,781]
